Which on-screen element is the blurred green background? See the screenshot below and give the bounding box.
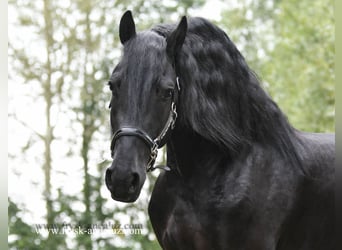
[8,0,334,249]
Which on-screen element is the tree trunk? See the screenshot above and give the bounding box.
[42,0,55,244]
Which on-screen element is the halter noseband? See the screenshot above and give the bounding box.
[110,77,180,172]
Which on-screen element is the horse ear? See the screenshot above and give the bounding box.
[119,10,136,44]
[166,16,187,62]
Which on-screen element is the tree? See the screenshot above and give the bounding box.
[262,0,334,132]
[220,0,334,132]
[8,198,44,250]
[8,0,67,248]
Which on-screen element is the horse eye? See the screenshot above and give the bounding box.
[163,89,174,99]
[108,81,113,91]
[108,80,121,95]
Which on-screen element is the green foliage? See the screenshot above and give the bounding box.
[221,0,334,132]
[8,199,42,250]
[263,0,334,132]
[8,198,67,250]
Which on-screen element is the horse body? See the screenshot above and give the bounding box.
[149,130,334,250]
[106,11,335,250]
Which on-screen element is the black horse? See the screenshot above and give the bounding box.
[105,11,335,250]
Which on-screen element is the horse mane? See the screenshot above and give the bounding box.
[152,17,303,169]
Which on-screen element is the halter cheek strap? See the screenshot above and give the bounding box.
[111,77,180,172]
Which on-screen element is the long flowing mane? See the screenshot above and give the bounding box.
[152,17,304,170]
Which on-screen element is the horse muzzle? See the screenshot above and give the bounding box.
[105,165,142,202]
[105,137,147,202]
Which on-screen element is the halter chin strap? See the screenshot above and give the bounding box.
[111,77,180,172]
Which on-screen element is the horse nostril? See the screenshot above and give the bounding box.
[105,168,113,191]
[129,173,139,193]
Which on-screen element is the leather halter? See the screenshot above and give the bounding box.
[110,77,180,172]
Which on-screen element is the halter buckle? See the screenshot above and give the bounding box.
[176,77,181,91]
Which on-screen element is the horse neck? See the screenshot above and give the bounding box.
[167,126,237,179]
[166,85,302,179]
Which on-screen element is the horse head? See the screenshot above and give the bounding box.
[105,11,187,202]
